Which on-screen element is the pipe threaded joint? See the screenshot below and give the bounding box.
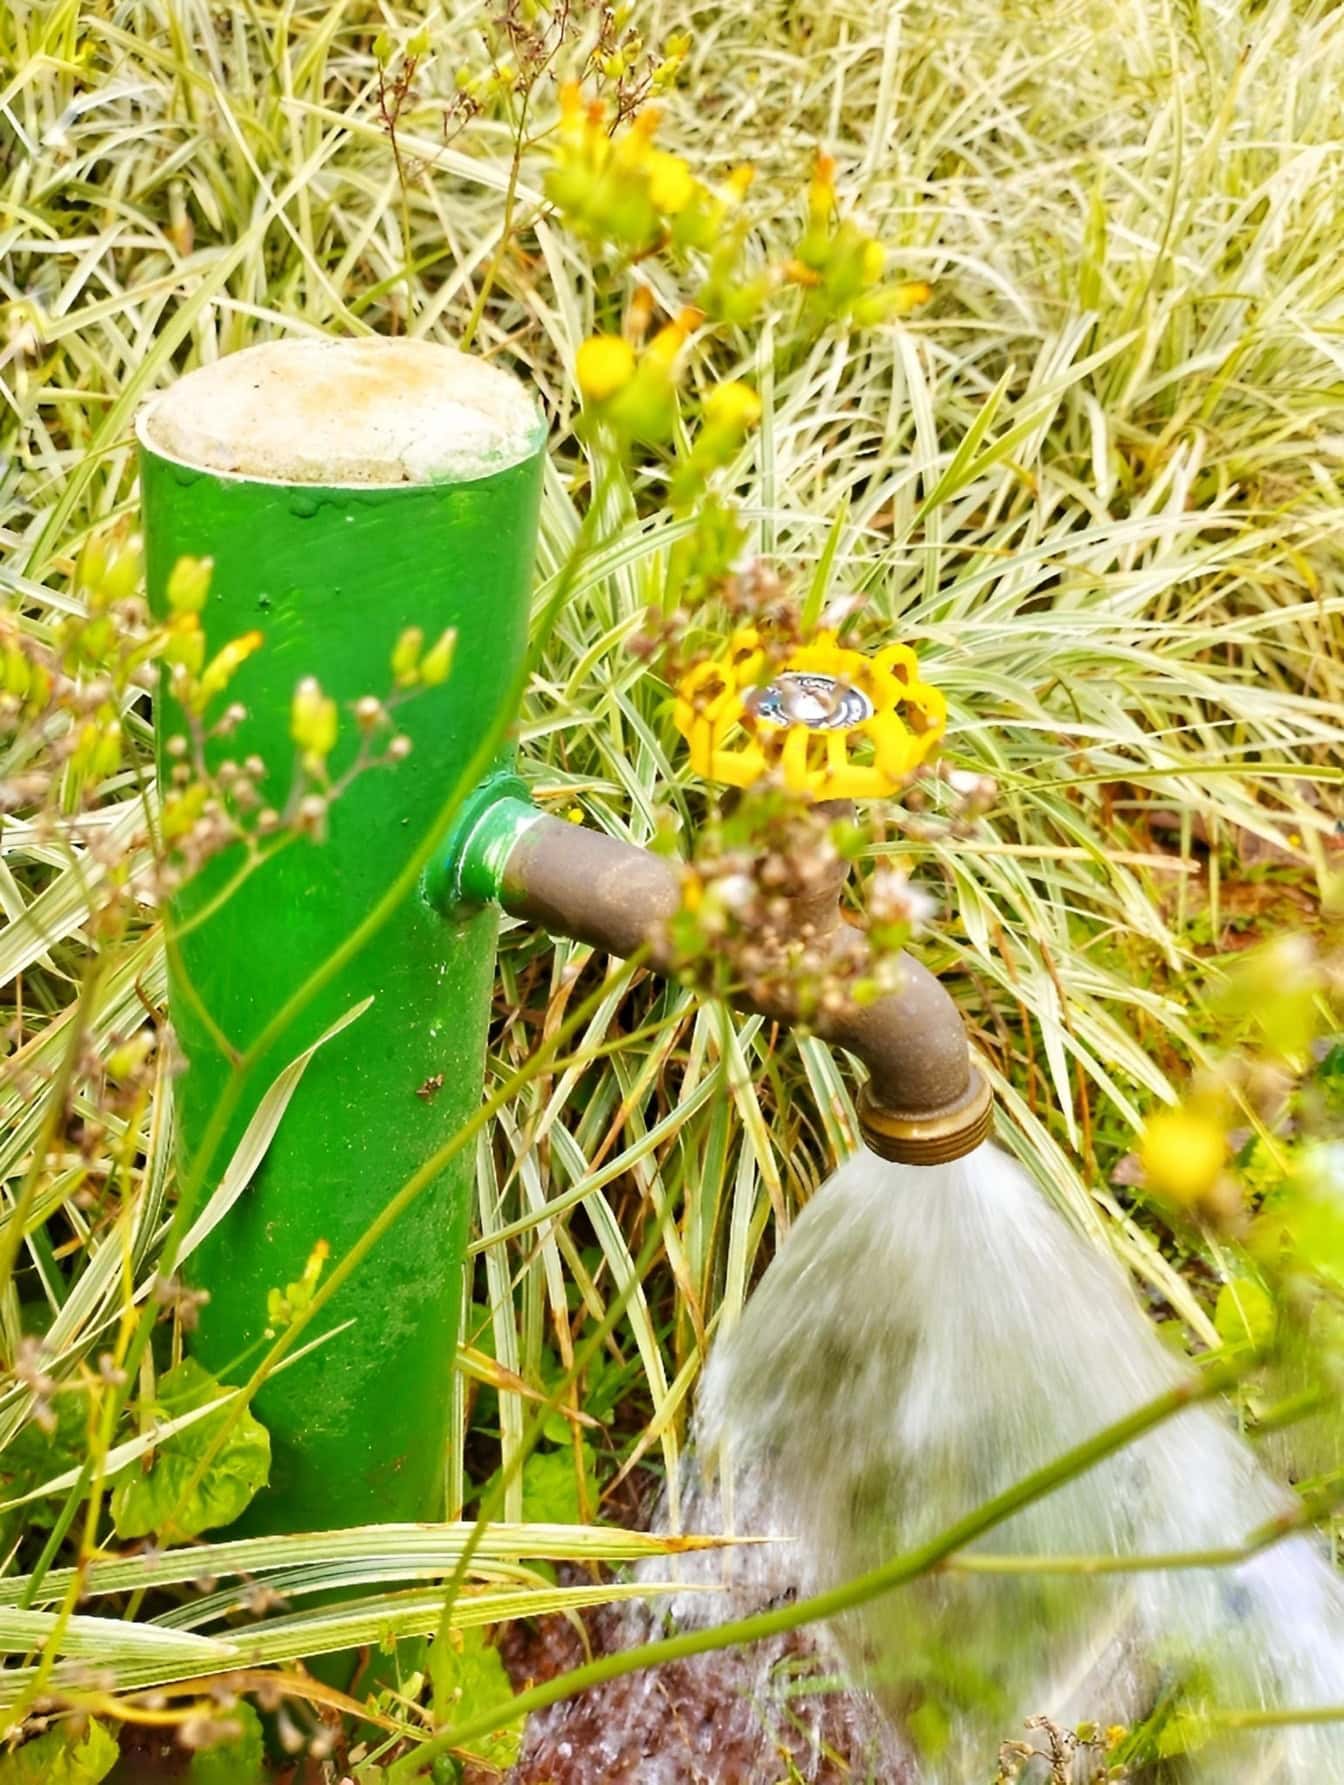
[857,1066,994,1165]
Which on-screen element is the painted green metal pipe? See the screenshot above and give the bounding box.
[139,339,544,1538]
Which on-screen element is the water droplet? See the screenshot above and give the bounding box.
[289,492,320,519]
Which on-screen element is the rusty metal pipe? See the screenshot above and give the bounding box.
[488,810,992,1164]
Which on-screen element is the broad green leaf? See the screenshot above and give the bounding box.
[110,1358,270,1540]
[521,1443,593,1527]
[429,1627,520,1772]
[0,1718,118,1784]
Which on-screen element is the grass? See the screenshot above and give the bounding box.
[2,0,1344,1770]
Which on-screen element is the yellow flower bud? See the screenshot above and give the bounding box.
[889,278,933,314]
[166,554,213,616]
[1140,1106,1226,1207]
[702,380,762,432]
[162,782,208,841]
[783,256,822,289]
[861,239,887,283]
[72,716,122,783]
[644,306,699,368]
[419,626,457,686]
[196,630,263,707]
[76,534,108,594]
[107,1030,155,1082]
[162,614,205,677]
[101,535,144,604]
[808,153,837,226]
[391,625,424,688]
[3,643,30,700]
[290,675,338,769]
[647,151,694,215]
[93,719,122,780]
[576,335,636,404]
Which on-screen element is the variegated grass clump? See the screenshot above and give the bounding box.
[1,0,1343,1769]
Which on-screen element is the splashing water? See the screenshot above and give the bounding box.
[659,1143,1344,1781]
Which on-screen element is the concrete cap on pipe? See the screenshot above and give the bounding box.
[137,337,546,487]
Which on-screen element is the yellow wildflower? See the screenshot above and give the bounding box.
[576,335,636,404]
[1140,1106,1227,1206]
[702,380,762,432]
[647,150,694,214]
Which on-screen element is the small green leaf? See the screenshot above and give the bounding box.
[1214,1278,1276,1351]
[0,1393,87,1545]
[521,1443,593,1527]
[0,1718,118,1784]
[429,1627,519,1771]
[540,1405,571,1446]
[111,1358,270,1540]
[187,1701,264,1784]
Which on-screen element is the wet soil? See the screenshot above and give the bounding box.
[495,1580,913,1784]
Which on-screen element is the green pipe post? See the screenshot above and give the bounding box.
[139,341,544,1539]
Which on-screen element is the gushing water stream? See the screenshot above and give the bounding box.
[684,1144,1344,1780]
[517,1144,1344,1780]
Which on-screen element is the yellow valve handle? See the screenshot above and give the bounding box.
[673,627,946,801]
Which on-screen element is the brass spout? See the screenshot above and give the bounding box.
[489,810,992,1165]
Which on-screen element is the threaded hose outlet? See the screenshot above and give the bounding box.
[858,1066,994,1165]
